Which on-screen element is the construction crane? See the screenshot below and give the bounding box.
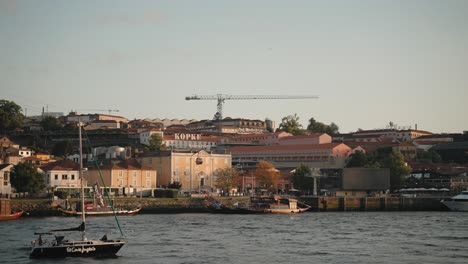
[71,109,119,115]
[185,94,319,120]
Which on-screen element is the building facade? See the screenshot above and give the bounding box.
[85,159,157,196]
[40,160,81,189]
[231,143,352,170]
[0,164,13,196]
[138,150,232,192]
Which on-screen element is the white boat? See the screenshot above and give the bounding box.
[248,195,311,214]
[30,122,127,258]
[441,191,468,212]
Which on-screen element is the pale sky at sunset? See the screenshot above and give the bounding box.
[1,0,467,133]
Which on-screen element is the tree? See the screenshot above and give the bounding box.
[307,117,340,135]
[386,121,398,129]
[254,160,280,193]
[346,151,368,167]
[215,168,239,193]
[0,99,24,134]
[10,162,45,196]
[52,140,73,157]
[40,116,62,132]
[149,133,164,152]
[327,122,340,135]
[416,149,442,163]
[265,118,274,133]
[278,114,304,135]
[290,164,314,191]
[382,151,412,190]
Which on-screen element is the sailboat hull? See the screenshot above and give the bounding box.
[30,240,125,258]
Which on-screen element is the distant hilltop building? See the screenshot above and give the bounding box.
[65,112,128,125]
[335,129,433,143]
[186,117,267,134]
[144,118,197,129]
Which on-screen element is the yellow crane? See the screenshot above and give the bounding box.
[185,94,319,120]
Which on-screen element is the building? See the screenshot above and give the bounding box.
[186,118,267,134]
[85,159,157,196]
[0,164,13,196]
[278,133,332,145]
[85,120,121,130]
[163,133,220,151]
[226,132,292,145]
[336,168,390,197]
[231,143,353,170]
[40,160,81,189]
[65,112,128,125]
[138,150,232,192]
[351,129,432,142]
[139,129,164,146]
[0,137,19,149]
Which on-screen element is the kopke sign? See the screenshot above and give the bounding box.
[175,133,201,141]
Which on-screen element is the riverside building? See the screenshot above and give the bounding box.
[138,150,232,193]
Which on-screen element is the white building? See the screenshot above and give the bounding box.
[40,160,81,188]
[0,164,13,196]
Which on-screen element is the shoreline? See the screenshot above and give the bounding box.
[8,196,450,217]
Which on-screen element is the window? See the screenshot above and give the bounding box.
[118,170,123,178]
[71,174,75,180]
[62,174,68,180]
[55,174,58,180]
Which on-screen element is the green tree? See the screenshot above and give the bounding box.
[265,118,274,133]
[382,151,412,190]
[307,117,340,135]
[255,160,279,193]
[215,168,239,192]
[52,140,73,157]
[416,149,442,163]
[290,164,314,191]
[149,133,164,151]
[346,151,368,167]
[327,122,340,135]
[40,116,62,132]
[278,114,304,135]
[10,162,45,196]
[0,99,24,134]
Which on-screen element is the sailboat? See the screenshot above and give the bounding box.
[30,122,126,258]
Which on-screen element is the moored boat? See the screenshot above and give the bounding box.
[248,195,311,214]
[0,210,23,221]
[441,190,468,212]
[0,198,23,221]
[205,195,311,214]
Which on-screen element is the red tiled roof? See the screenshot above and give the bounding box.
[41,160,80,171]
[279,133,324,141]
[231,143,348,153]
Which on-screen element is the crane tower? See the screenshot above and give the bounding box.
[185,94,319,120]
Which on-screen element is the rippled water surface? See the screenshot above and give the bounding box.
[1,212,467,264]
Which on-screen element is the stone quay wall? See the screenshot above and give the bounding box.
[9,196,448,217]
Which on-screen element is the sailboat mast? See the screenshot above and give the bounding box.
[78,121,86,241]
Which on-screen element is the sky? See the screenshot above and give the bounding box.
[1,0,467,133]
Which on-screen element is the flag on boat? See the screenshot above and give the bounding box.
[94,183,105,207]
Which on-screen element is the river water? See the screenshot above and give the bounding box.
[1,212,467,264]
